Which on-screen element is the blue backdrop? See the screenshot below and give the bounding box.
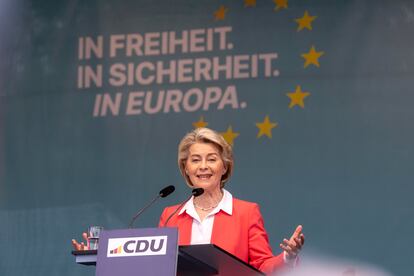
[1,0,413,275]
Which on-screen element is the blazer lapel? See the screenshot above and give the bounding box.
[178,213,193,245]
[211,210,230,246]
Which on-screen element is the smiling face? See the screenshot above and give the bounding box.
[185,142,226,192]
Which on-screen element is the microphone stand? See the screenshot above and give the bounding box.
[128,185,175,228]
[128,195,160,228]
[163,188,204,227]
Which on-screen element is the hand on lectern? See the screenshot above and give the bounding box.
[279,225,305,260]
[71,232,89,251]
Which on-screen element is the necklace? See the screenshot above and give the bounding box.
[193,202,218,211]
[193,190,223,211]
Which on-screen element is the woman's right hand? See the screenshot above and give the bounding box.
[71,232,89,251]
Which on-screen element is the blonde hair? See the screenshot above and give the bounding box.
[178,128,233,188]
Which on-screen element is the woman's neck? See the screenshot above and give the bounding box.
[193,188,223,209]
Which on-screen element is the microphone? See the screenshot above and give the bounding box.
[163,188,204,227]
[128,185,175,228]
[159,185,175,198]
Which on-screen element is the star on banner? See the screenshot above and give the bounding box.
[295,11,317,31]
[256,116,278,138]
[273,0,288,11]
[301,45,324,68]
[221,126,239,146]
[287,85,310,108]
[244,0,256,8]
[192,116,208,129]
[214,5,228,21]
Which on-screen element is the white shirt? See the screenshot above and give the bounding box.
[179,189,233,244]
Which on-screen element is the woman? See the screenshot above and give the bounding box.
[158,128,304,274]
[72,127,305,274]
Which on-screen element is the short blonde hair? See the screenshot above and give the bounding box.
[178,128,234,188]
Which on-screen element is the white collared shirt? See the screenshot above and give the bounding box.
[178,189,233,244]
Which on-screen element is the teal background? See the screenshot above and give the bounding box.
[1,0,413,275]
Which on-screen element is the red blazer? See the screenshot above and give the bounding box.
[159,198,285,274]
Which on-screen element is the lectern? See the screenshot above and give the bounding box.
[72,227,264,276]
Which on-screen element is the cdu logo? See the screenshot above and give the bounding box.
[109,245,123,255]
[107,235,167,257]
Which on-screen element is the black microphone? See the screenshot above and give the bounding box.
[163,188,204,227]
[128,185,175,228]
[159,185,175,198]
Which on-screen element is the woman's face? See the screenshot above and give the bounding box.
[185,142,226,192]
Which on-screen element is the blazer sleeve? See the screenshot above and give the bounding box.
[248,203,285,274]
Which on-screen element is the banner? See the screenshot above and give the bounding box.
[1,1,413,275]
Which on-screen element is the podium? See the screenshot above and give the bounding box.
[72,228,264,276]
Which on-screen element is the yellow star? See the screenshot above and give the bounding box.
[221,126,239,146]
[244,0,256,8]
[214,5,228,21]
[256,116,278,138]
[192,116,208,129]
[301,45,324,68]
[295,11,317,31]
[286,85,310,108]
[273,0,288,11]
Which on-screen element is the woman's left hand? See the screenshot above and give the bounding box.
[279,225,305,259]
